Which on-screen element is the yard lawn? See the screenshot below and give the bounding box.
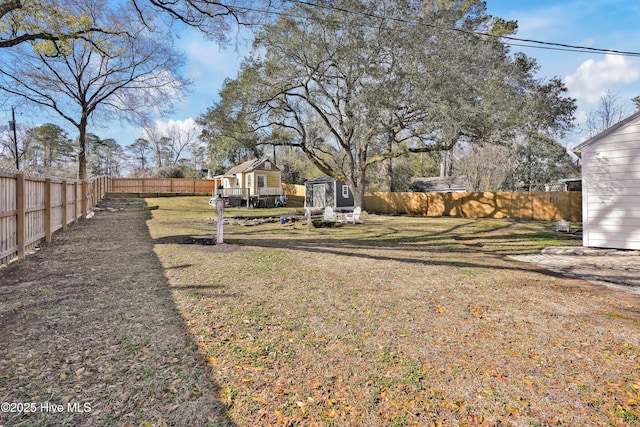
[147,196,640,426]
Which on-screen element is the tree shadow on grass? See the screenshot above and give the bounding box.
[0,208,236,427]
[215,219,640,297]
[181,216,607,290]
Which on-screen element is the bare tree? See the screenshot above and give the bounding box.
[454,143,510,192]
[129,0,278,45]
[164,120,201,165]
[586,90,633,137]
[142,119,201,167]
[0,0,189,180]
[142,123,171,168]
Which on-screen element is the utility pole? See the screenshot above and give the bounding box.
[9,106,19,170]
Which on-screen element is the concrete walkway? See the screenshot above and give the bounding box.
[509,247,640,295]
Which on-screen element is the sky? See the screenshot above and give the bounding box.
[2,0,640,155]
[485,0,640,148]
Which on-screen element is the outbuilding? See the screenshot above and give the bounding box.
[574,111,640,250]
[410,176,469,193]
[305,176,355,210]
[213,158,283,207]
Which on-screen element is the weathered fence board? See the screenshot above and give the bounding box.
[110,178,217,194]
[0,173,110,266]
[0,174,17,262]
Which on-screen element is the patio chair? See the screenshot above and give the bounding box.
[323,206,343,223]
[344,206,363,224]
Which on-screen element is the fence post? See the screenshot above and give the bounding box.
[45,178,52,242]
[215,196,224,244]
[16,173,25,260]
[73,182,79,223]
[81,181,87,218]
[62,180,68,231]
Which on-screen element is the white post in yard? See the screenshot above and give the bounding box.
[215,196,225,244]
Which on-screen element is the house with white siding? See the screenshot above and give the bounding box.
[573,111,640,250]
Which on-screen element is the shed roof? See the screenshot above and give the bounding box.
[573,111,640,154]
[305,176,341,184]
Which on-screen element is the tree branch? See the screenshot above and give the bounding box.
[0,0,21,20]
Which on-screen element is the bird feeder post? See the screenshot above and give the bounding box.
[215,196,225,244]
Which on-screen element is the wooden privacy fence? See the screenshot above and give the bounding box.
[111,178,217,195]
[282,183,306,197]
[0,173,110,266]
[364,191,582,222]
[278,184,581,221]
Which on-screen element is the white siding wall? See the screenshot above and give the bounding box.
[581,119,640,249]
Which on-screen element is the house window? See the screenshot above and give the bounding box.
[342,185,349,198]
[257,175,266,188]
[265,161,271,170]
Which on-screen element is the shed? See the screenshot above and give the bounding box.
[305,176,355,210]
[573,111,640,250]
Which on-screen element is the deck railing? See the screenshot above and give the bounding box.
[216,187,283,197]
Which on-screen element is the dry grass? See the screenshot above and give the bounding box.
[147,197,640,426]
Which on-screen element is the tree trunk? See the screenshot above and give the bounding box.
[353,167,368,210]
[78,117,88,180]
[350,181,365,210]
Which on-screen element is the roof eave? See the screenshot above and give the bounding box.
[574,111,640,154]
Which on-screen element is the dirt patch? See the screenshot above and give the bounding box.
[154,235,218,245]
[0,197,234,427]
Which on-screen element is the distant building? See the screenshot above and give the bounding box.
[213,158,283,207]
[409,176,469,193]
[544,178,582,192]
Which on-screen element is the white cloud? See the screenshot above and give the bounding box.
[143,118,201,139]
[565,54,640,105]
